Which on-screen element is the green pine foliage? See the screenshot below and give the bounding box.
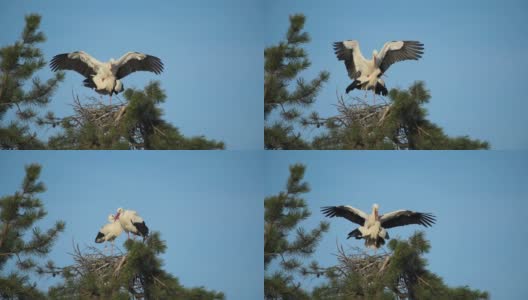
[0,164,223,298]
[264,14,330,149]
[0,164,65,299]
[312,232,489,300]
[312,82,489,150]
[48,233,224,300]
[264,123,311,150]
[47,81,224,150]
[0,14,224,150]
[0,14,64,149]
[264,164,329,299]
[265,14,490,150]
[265,165,489,299]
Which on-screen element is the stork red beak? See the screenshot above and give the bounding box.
[114,212,120,220]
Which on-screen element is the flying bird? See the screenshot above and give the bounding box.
[333,40,424,104]
[321,204,435,249]
[95,214,123,254]
[115,208,149,240]
[50,51,164,104]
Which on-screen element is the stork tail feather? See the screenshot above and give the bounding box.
[347,228,363,240]
[95,232,105,243]
[346,80,361,94]
[375,82,388,96]
[83,78,95,89]
[133,222,149,237]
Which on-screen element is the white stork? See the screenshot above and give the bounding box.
[333,40,424,104]
[50,51,164,104]
[115,208,149,240]
[95,214,123,254]
[322,204,435,249]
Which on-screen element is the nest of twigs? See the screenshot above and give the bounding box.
[66,95,128,130]
[39,243,129,281]
[306,94,392,129]
[305,242,392,283]
[333,244,391,280]
[65,244,128,280]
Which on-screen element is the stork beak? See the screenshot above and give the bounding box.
[114,212,120,220]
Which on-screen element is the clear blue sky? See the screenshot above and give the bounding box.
[264,151,528,299]
[265,0,528,149]
[0,0,263,149]
[0,151,264,299]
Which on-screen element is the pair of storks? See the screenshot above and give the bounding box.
[95,208,149,253]
[332,40,424,103]
[322,204,435,249]
[50,51,164,104]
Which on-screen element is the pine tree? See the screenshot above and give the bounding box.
[264,164,329,299]
[267,15,489,150]
[46,81,224,150]
[312,232,489,300]
[1,14,224,150]
[0,14,64,149]
[0,164,66,299]
[264,14,329,149]
[310,82,489,150]
[47,233,224,300]
[264,166,489,299]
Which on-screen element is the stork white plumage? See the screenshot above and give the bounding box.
[115,208,149,240]
[333,40,424,104]
[95,214,123,254]
[50,51,164,104]
[322,204,435,249]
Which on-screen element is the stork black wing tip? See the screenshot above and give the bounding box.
[321,206,339,218]
[420,213,437,227]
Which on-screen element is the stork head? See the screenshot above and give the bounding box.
[372,203,379,218]
[115,208,124,220]
[372,49,378,64]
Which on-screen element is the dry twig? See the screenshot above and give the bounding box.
[305,93,391,129]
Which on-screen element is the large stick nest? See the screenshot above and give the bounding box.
[333,243,391,279]
[307,94,392,129]
[64,95,128,130]
[63,244,129,280]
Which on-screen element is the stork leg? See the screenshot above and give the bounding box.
[109,94,112,105]
[110,241,114,256]
[127,231,130,240]
[373,92,376,106]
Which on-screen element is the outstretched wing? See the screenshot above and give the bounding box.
[376,41,424,73]
[114,52,164,79]
[321,205,368,226]
[380,210,435,229]
[50,51,102,78]
[333,40,368,80]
